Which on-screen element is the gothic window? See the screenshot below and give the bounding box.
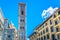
[20,27,24,29]
[20,19,24,22]
[21,11,24,15]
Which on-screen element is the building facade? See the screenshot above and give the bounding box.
[3,28,15,40]
[0,8,4,40]
[0,8,18,40]
[9,21,18,40]
[18,3,26,40]
[3,19,15,40]
[29,8,60,40]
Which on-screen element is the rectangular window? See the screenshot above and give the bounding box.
[41,32,42,35]
[43,30,45,34]
[47,34,50,39]
[45,23,47,26]
[39,33,40,36]
[50,20,52,25]
[41,37,43,40]
[52,34,55,40]
[37,38,40,40]
[44,36,46,40]
[58,11,60,15]
[56,27,59,32]
[57,34,60,39]
[55,20,58,25]
[50,26,54,32]
[46,28,48,32]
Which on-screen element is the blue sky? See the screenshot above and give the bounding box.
[0,0,60,39]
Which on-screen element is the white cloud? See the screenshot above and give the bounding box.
[42,7,58,19]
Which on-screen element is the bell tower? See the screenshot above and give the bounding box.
[18,3,26,40]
